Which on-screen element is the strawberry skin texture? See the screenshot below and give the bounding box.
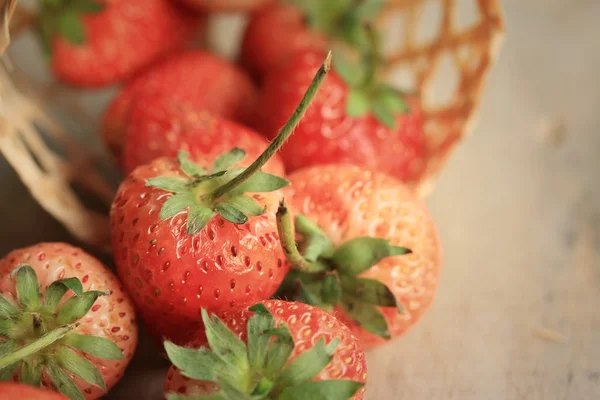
[255,50,428,184]
[51,0,201,88]
[0,383,68,400]
[122,96,285,175]
[0,243,138,399]
[179,0,273,12]
[110,158,290,344]
[241,3,327,79]
[164,300,367,399]
[101,50,258,162]
[284,165,441,349]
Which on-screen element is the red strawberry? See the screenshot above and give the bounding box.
[178,0,273,12]
[38,0,202,88]
[241,1,384,78]
[275,165,441,350]
[110,54,331,344]
[255,50,427,184]
[164,300,366,399]
[101,50,258,162]
[122,96,285,175]
[0,383,67,400]
[0,243,138,399]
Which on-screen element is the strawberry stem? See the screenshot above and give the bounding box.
[276,199,325,273]
[0,324,75,369]
[209,51,332,201]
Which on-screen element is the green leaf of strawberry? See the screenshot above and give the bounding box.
[333,237,411,276]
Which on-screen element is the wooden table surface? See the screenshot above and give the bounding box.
[3,1,599,399]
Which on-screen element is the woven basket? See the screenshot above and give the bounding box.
[0,0,504,248]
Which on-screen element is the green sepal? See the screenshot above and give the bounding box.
[13,265,41,312]
[0,320,14,336]
[164,342,221,382]
[247,308,273,372]
[341,276,402,311]
[62,332,124,360]
[0,363,18,381]
[333,237,412,276]
[159,192,195,220]
[20,359,42,387]
[248,303,270,314]
[342,297,390,339]
[263,323,294,379]
[57,11,85,45]
[278,380,364,400]
[187,206,215,235]
[372,99,397,129]
[378,86,410,114]
[0,340,15,357]
[218,381,252,400]
[56,290,107,325]
[146,177,189,193]
[211,148,246,173]
[56,346,107,390]
[178,151,206,177]
[296,215,334,262]
[333,51,363,87]
[322,274,343,305]
[346,88,371,118]
[46,362,85,400]
[69,0,106,13]
[224,196,265,217]
[216,203,248,225]
[0,297,20,320]
[252,377,274,397]
[275,338,337,390]
[354,0,386,19]
[44,277,84,313]
[200,309,249,382]
[230,171,289,195]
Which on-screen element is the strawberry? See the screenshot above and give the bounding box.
[37,0,201,88]
[110,54,331,344]
[164,300,366,399]
[101,50,258,162]
[0,383,67,400]
[275,165,441,349]
[177,0,273,12]
[121,96,285,176]
[0,243,138,400]
[255,49,427,184]
[241,0,384,78]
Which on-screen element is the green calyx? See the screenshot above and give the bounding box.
[0,265,124,400]
[147,52,333,236]
[288,0,409,127]
[37,0,105,58]
[290,0,385,50]
[333,29,410,129]
[275,200,412,340]
[165,304,363,400]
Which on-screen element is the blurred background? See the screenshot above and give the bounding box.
[2,0,600,398]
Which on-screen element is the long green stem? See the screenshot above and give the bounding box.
[209,51,332,201]
[0,324,74,369]
[276,200,323,273]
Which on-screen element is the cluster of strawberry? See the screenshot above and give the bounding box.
[0,1,442,399]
